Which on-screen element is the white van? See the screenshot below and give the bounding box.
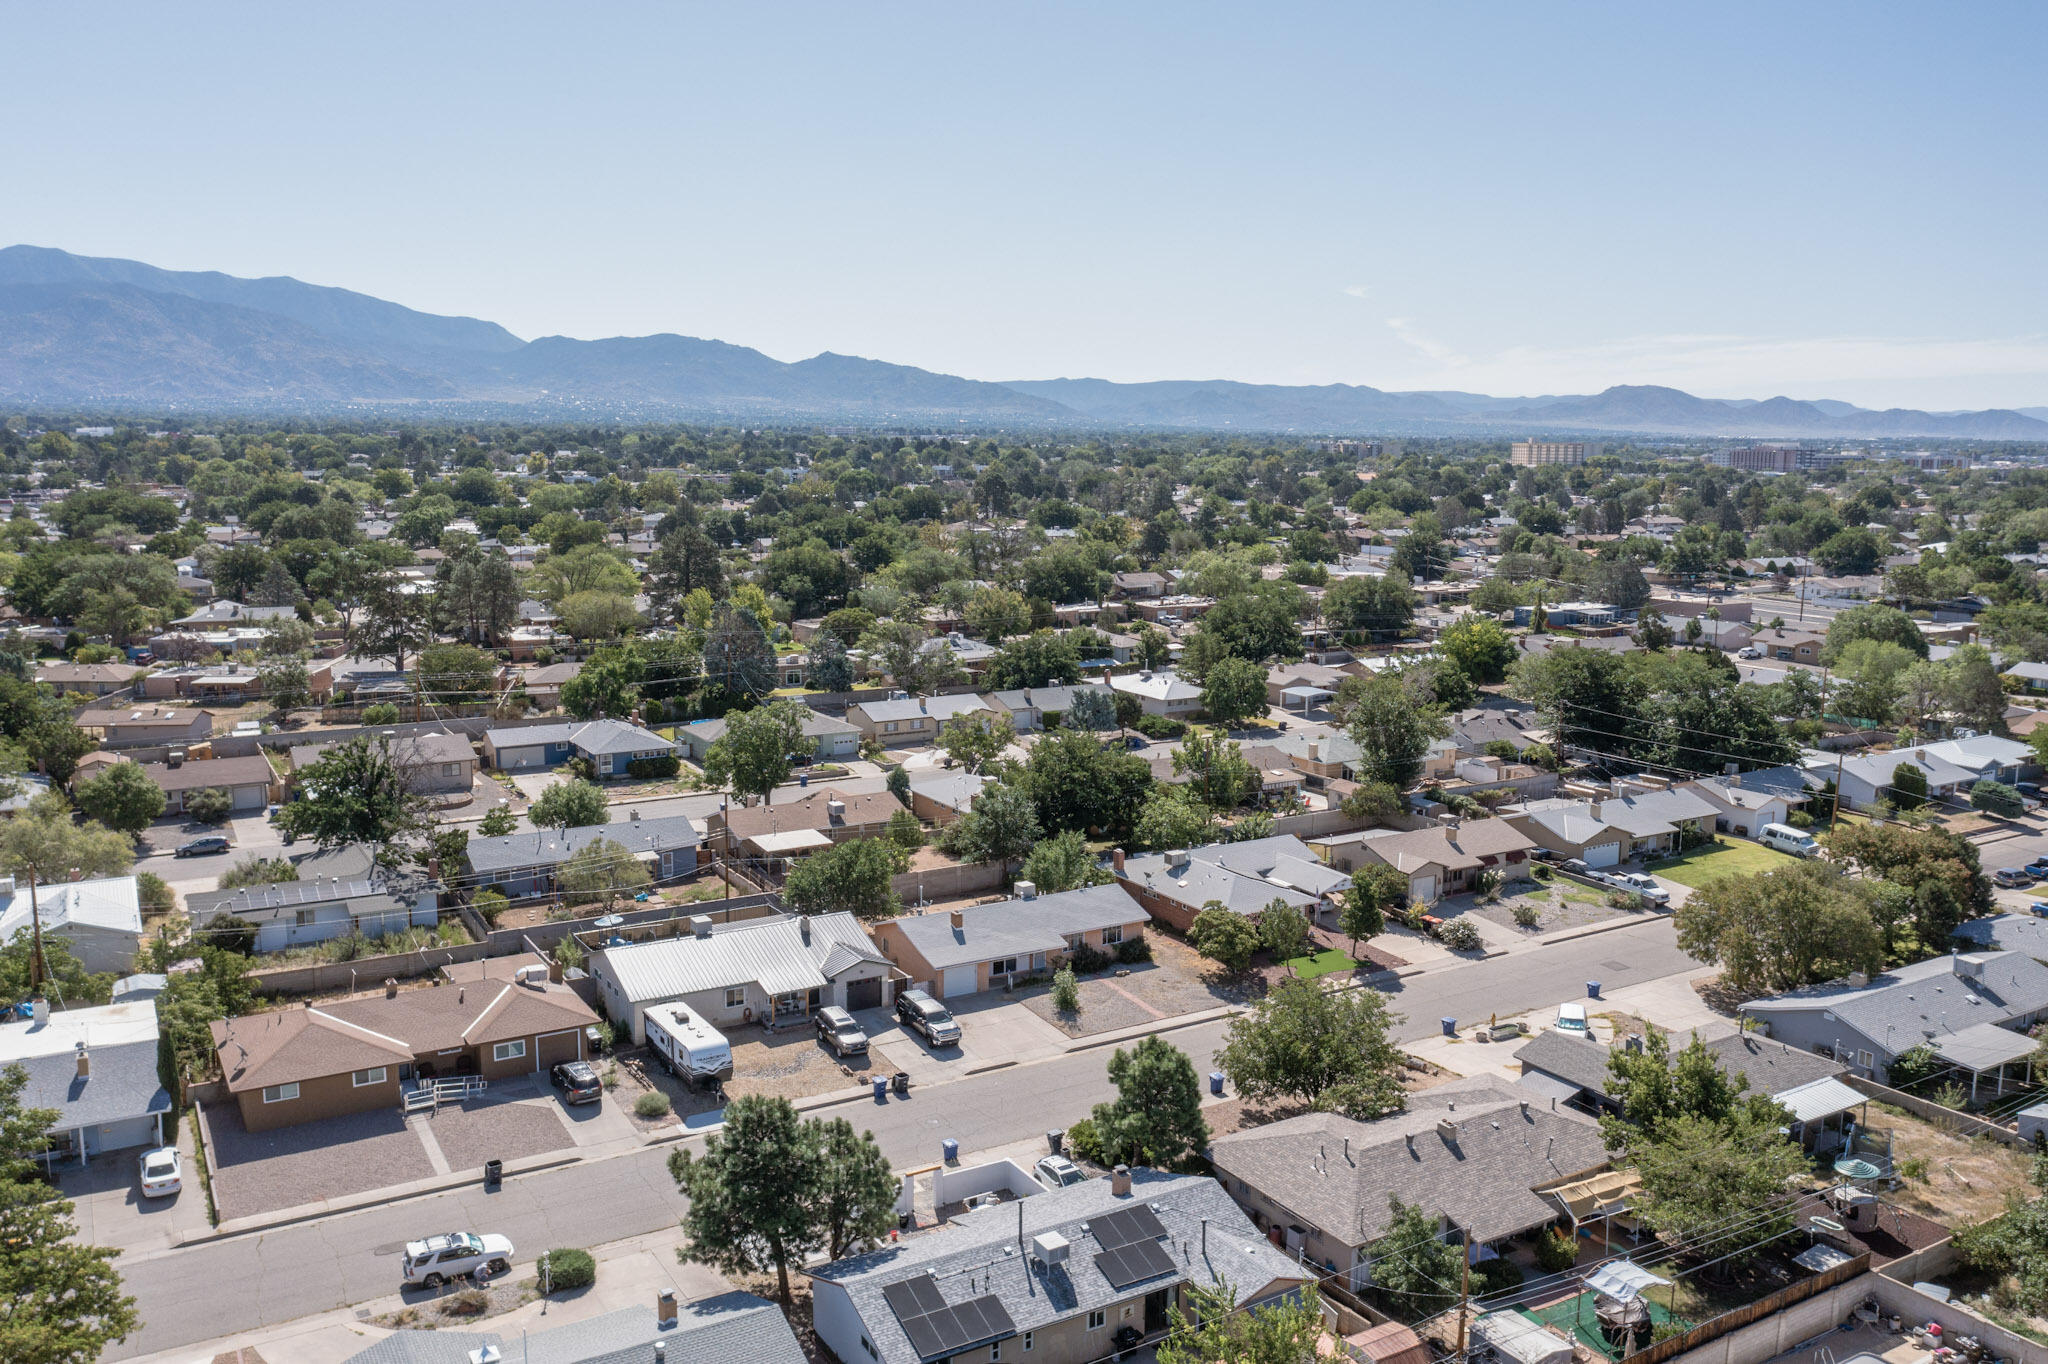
[1759,823,1820,858]
[643,1002,734,1088]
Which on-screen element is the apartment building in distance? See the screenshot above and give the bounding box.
[1708,442,1801,473]
[1509,439,1601,466]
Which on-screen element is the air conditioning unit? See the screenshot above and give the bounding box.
[1030,1231,1070,1267]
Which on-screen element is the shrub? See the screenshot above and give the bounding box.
[1437,919,1482,952]
[137,871,175,916]
[540,1248,596,1292]
[1115,935,1151,965]
[1898,1155,1930,1183]
[442,1289,491,1317]
[625,754,681,779]
[1532,863,1553,881]
[1133,713,1186,740]
[185,786,234,825]
[361,702,401,724]
[564,754,598,782]
[1787,810,1815,829]
[1067,943,1113,974]
[1473,1257,1524,1296]
[206,913,258,955]
[633,1091,673,1118]
[1534,1228,1579,1272]
[1512,902,1541,928]
[1065,1116,1106,1164]
[472,888,509,927]
[1050,968,1081,1013]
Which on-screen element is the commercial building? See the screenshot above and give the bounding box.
[1510,440,1601,467]
[1708,443,1801,472]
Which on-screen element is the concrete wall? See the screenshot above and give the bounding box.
[1268,807,1378,840]
[932,1158,1042,1206]
[894,856,1005,905]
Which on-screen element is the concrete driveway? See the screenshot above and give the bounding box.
[56,1123,211,1257]
[850,996,1070,1083]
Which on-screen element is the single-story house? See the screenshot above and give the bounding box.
[0,874,144,975]
[1320,819,1535,904]
[1822,734,2033,812]
[481,718,677,779]
[1210,1074,1611,1292]
[138,753,278,816]
[1499,799,1639,868]
[77,705,213,749]
[1115,835,1352,931]
[34,662,142,697]
[1592,786,1720,857]
[1740,950,2048,1096]
[720,788,901,859]
[590,910,899,1042]
[1683,767,1813,839]
[339,1298,805,1364]
[1445,705,1545,757]
[185,845,442,953]
[0,1001,173,1167]
[169,601,299,628]
[1750,628,1826,665]
[518,660,582,710]
[461,813,701,901]
[1111,570,1169,599]
[674,709,861,764]
[211,968,598,1131]
[906,770,987,825]
[845,692,997,747]
[290,728,478,796]
[986,682,1117,732]
[1954,912,2048,963]
[810,1170,1307,1364]
[870,883,1148,999]
[2003,661,2048,694]
[1264,662,1358,709]
[1109,669,1204,718]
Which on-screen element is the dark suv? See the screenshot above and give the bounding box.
[895,989,962,1047]
[550,1060,602,1105]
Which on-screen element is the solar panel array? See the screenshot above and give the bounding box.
[882,1274,1018,1361]
[1091,1203,1179,1290]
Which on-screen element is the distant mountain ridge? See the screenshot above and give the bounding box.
[1,245,2042,440]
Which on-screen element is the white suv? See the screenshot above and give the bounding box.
[402,1232,514,1288]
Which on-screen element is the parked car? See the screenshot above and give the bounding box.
[1993,867,2035,888]
[814,1005,869,1057]
[175,835,230,858]
[2031,900,2048,918]
[1736,645,1764,659]
[549,1060,602,1105]
[2018,782,2045,801]
[1559,858,1593,878]
[1608,872,1670,906]
[2024,857,2048,879]
[1554,1002,1589,1036]
[895,989,962,1047]
[402,1232,514,1288]
[1035,1154,1087,1189]
[138,1146,182,1198]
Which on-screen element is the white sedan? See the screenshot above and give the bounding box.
[139,1146,182,1198]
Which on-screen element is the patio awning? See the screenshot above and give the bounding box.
[1934,1022,2037,1073]
[747,828,834,855]
[1549,1169,1644,1227]
[1584,1260,1671,1303]
[1774,1076,1869,1125]
[1281,685,1334,705]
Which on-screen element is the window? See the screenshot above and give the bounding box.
[860,1338,877,1361]
[991,957,1018,977]
[294,909,315,928]
[493,1039,527,1062]
[726,987,746,1009]
[1022,1332,1033,1352]
[352,1067,387,1087]
[261,1083,300,1103]
[1102,925,1124,945]
[991,1341,1001,1360]
[1858,1050,1874,1069]
[1088,1310,1106,1330]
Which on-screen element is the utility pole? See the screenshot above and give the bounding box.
[23,861,45,998]
[1829,745,1848,834]
[1455,1240,1472,1360]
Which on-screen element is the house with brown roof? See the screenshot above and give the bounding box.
[1313,819,1535,904]
[138,753,279,815]
[210,969,597,1131]
[718,788,902,859]
[34,662,143,697]
[77,705,213,749]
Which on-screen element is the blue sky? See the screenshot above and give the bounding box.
[6,2,2047,408]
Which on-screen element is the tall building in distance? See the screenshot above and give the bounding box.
[1708,443,1801,472]
[1510,440,1601,466]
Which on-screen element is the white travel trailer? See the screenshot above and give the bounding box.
[643,1001,733,1089]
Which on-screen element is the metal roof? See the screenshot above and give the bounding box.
[595,912,887,1006]
[1773,1075,1869,1124]
[1933,1021,2038,1072]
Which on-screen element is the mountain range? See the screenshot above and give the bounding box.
[3,245,2044,441]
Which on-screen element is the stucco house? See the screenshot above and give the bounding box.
[870,884,1147,999]
[481,718,676,778]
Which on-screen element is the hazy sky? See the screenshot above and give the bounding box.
[7,3,2047,408]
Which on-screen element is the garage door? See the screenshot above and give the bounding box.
[232,785,267,811]
[941,965,978,999]
[535,1029,581,1069]
[1586,842,1621,868]
[1411,875,1438,904]
[844,976,883,1011]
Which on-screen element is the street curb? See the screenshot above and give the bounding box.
[1538,912,1670,947]
[964,1059,1018,1075]
[1064,1007,1240,1053]
[178,1150,586,1246]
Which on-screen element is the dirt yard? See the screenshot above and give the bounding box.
[1457,879,1645,935]
[608,1024,911,1128]
[1018,931,1250,1037]
[1875,1101,2040,1226]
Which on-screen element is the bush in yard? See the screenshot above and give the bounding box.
[1534,1228,1579,1272]
[1114,935,1150,965]
[1532,863,1553,881]
[185,786,234,825]
[634,1091,673,1118]
[1066,942,1112,974]
[1473,1257,1524,1296]
[1512,902,1541,928]
[206,913,258,955]
[472,888,509,926]
[1972,780,2025,819]
[1050,967,1080,1013]
[1787,810,1815,829]
[540,1248,597,1291]
[1188,905,1261,974]
[361,702,400,725]
[1132,713,1185,740]
[1436,918,1482,951]
[626,754,681,779]
[1064,1116,1106,1164]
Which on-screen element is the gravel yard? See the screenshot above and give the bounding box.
[203,1104,434,1221]
[1019,934,1244,1037]
[610,1024,909,1128]
[1453,879,1646,934]
[423,1093,575,1173]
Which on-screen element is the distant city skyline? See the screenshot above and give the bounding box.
[5,2,2045,409]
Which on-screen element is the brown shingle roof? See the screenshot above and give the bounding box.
[209,1007,413,1094]
[139,754,277,794]
[723,789,901,840]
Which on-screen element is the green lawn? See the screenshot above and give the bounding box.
[1646,838,1801,888]
[1283,948,1358,980]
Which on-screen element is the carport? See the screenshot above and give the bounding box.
[1935,1022,2037,1100]
[1280,684,1333,713]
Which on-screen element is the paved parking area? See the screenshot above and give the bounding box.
[55,1126,212,1256]
[203,1104,435,1222]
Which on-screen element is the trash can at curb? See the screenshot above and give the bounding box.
[941,1137,959,1163]
[1440,1017,1457,1037]
[483,1159,502,1189]
[1586,981,1602,998]
[1209,1071,1225,1096]
[1047,1129,1064,1155]
[872,1076,888,1100]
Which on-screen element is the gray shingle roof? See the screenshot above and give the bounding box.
[1209,1074,1613,1247]
[1514,1027,1846,1104]
[466,815,702,876]
[1742,950,2048,1059]
[341,1299,802,1364]
[1118,835,1349,916]
[887,884,1145,970]
[1955,913,2048,962]
[485,719,674,756]
[811,1172,1301,1364]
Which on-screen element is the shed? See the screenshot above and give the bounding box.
[2018,1101,2048,1143]
[1345,1321,1431,1364]
[1470,1312,1574,1364]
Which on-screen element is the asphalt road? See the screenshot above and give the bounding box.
[106,916,1694,1359]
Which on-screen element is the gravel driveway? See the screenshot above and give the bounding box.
[204,1104,434,1221]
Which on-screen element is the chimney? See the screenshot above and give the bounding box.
[1437,1117,1459,1142]
[75,1041,89,1079]
[548,958,564,984]
[384,978,398,998]
[691,914,713,939]
[919,698,928,714]
[1110,1164,1131,1196]
[800,917,812,945]
[30,997,47,1026]
[949,909,965,932]
[1308,741,1320,762]
[1112,847,1126,873]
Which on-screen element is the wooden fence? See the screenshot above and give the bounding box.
[1621,1253,1870,1364]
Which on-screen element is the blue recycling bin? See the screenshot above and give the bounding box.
[1440,1017,1457,1036]
[1209,1071,1225,1096]
[941,1138,959,1163]
[872,1076,888,1100]
[1586,981,1601,998]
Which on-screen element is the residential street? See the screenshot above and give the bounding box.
[105,916,1697,1359]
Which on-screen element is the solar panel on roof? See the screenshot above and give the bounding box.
[1095,1238,1177,1290]
[883,1277,1015,1361]
[900,1313,949,1360]
[1093,1204,1168,1249]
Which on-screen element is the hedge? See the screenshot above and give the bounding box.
[541,1247,596,1291]
[627,754,681,779]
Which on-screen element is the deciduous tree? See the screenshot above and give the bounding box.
[528,779,610,830]
[703,700,808,805]
[1217,977,1405,1117]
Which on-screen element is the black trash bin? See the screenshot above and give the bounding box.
[483,1159,503,1189]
